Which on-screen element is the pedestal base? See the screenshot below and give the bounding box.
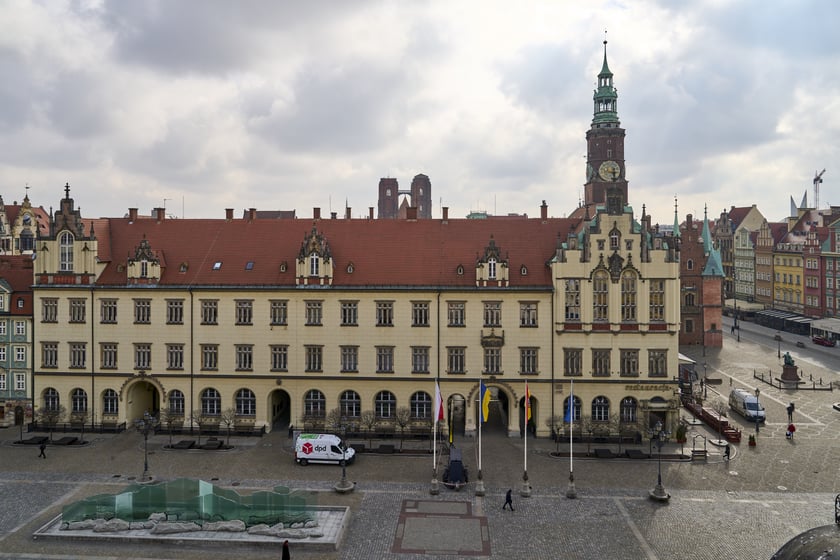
[649,484,670,502]
[474,479,485,496]
[333,479,356,494]
[430,478,440,495]
[781,364,801,384]
[519,481,532,498]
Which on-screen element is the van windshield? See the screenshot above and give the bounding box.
[745,402,760,411]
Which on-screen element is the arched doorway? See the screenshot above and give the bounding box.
[474,385,510,434]
[126,381,159,422]
[270,389,291,431]
[14,406,24,426]
[447,394,466,442]
[519,393,536,437]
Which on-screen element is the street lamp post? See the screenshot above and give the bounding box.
[777,332,782,359]
[333,421,355,493]
[649,420,670,502]
[754,388,761,434]
[135,411,159,482]
[703,363,708,398]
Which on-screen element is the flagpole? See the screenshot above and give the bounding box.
[521,381,531,497]
[431,381,442,495]
[566,380,577,498]
[475,392,485,496]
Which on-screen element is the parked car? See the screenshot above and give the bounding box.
[812,336,836,347]
[795,341,806,348]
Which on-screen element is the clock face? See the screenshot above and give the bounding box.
[598,160,620,181]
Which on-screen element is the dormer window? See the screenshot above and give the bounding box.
[487,258,497,280]
[610,230,620,250]
[59,231,74,272]
[309,253,320,276]
[140,260,149,278]
[212,262,222,271]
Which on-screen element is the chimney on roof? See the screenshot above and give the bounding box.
[345,207,352,219]
[541,200,548,220]
[225,208,233,220]
[249,208,256,221]
[314,207,321,220]
[155,207,165,221]
[406,207,417,220]
[331,212,337,219]
[442,207,449,220]
[369,207,374,220]
[129,208,138,222]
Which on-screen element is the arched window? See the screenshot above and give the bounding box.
[304,389,325,417]
[309,253,319,276]
[235,388,256,416]
[169,390,185,415]
[592,396,609,422]
[620,397,638,423]
[44,387,59,411]
[59,231,74,272]
[487,258,497,279]
[201,388,221,416]
[593,270,609,321]
[410,391,432,419]
[71,388,88,413]
[103,389,119,415]
[340,390,361,418]
[685,293,696,307]
[19,229,34,252]
[563,395,581,422]
[686,259,694,271]
[621,271,637,322]
[375,390,396,419]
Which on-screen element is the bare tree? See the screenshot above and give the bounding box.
[219,407,237,447]
[70,411,88,444]
[36,405,66,442]
[710,398,729,444]
[359,410,377,447]
[394,407,412,451]
[191,409,210,447]
[325,407,344,433]
[580,415,598,454]
[545,415,564,452]
[158,408,180,448]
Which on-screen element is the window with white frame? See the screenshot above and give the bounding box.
[620,349,639,377]
[69,342,86,368]
[376,301,394,326]
[520,347,538,374]
[564,348,582,376]
[44,387,59,410]
[340,390,361,418]
[593,271,609,321]
[448,302,465,327]
[100,343,118,369]
[201,299,218,325]
[201,344,218,370]
[309,253,320,276]
[236,389,256,416]
[620,397,638,423]
[103,389,118,415]
[483,347,501,374]
[167,299,184,324]
[100,299,117,323]
[565,279,580,321]
[235,300,253,325]
[201,388,221,416]
[412,301,430,327]
[411,346,430,373]
[59,231,74,272]
[304,389,325,417]
[621,271,637,321]
[487,257,497,279]
[72,388,88,413]
[447,347,466,374]
[593,349,610,377]
[14,320,24,335]
[305,301,323,326]
[340,301,358,326]
[235,344,253,370]
[134,343,151,369]
[649,280,665,321]
[376,346,394,373]
[375,390,396,418]
[134,299,151,324]
[592,396,609,422]
[519,302,538,327]
[168,390,185,415]
[14,346,24,362]
[410,392,432,419]
[167,344,184,370]
[305,346,322,372]
[69,298,86,323]
[0,373,5,391]
[42,343,57,368]
[483,301,501,327]
[340,346,358,372]
[270,345,288,371]
[15,372,25,391]
[42,298,58,323]
[270,300,288,325]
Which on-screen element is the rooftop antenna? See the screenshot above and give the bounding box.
[814,169,825,210]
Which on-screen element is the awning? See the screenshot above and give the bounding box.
[678,353,696,365]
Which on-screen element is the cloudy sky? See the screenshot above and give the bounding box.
[1,1,838,226]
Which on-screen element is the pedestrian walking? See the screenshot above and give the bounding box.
[282,539,291,560]
[723,444,730,461]
[787,402,795,423]
[38,441,46,458]
[502,489,514,511]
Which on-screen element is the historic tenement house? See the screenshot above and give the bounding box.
[29,43,682,439]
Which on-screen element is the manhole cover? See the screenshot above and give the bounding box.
[777,485,787,491]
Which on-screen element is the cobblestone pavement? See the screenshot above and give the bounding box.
[0,320,838,559]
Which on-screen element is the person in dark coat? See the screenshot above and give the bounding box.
[723,444,730,461]
[787,402,795,423]
[503,489,514,511]
[38,441,46,458]
[282,539,290,560]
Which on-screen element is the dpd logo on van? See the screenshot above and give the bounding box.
[302,442,314,455]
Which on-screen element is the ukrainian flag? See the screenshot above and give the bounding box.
[480,381,490,423]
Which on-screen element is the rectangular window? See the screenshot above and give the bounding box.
[14,372,24,391]
[270,345,288,371]
[564,348,582,376]
[201,300,218,325]
[100,299,117,324]
[483,348,502,374]
[305,345,323,372]
[340,346,358,372]
[100,343,118,369]
[201,344,218,370]
[166,299,184,324]
[305,301,323,326]
[593,349,611,377]
[270,300,288,325]
[447,347,466,374]
[593,272,609,321]
[69,298,86,323]
[235,344,253,370]
[376,301,394,326]
[14,320,25,335]
[235,300,253,325]
[167,344,184,370]
[0,347,6,361]
[412,301,430,327]
[483,301,502,327]
[519,302,538,327]
[134,343,151,369]
[0,373,5,391]
[42,298,58,323]
[376,346,394,373]
[649,280,666,322]
[341,301,358,326]
[648,350,667,377]
[565,280,581,321]
[0,322,5,336]
[42,343,58,368]
[69,342,86,369]
[520,347,538,374]
[448,302,465,327]
[134,299,151,324]
[620,349,639,377]
[411,346,430,373]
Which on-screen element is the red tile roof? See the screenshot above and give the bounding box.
[94,217,576,288]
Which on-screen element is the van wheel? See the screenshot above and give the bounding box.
[339,459,346,467]
[299,458,308,466]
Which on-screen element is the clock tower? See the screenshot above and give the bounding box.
[584,39,627,207]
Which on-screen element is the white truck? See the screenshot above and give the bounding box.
[294,433,356,466]
[729,388,766,422]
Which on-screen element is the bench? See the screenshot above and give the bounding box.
[200,440,223,450]
[625,449,649,459]
[172,440,196,450]
[377,444,395,454]
[593,448,616,459]
[53,436,79,446]
[20,436,49,445]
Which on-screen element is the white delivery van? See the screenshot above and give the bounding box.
[295,433,356,466]
[729,388,766,422]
